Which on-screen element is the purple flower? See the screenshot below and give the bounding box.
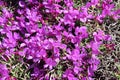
[44,58,57,69]
[53,42,67,50]
[61,7,80,26]
[71,49,80,61]
[91,0,99,5]
[36,49,47,58]
[63,69,78,80]
[55,0,61,2]
[75,26,88,39]
[61,13,74,26]
[79,7,93,22]
[0,64,9,80]
[93,30,105,42]
[64,0,73,7]
[0,17,7,25]
[95,14,105,23]
[111,9,120,20]
[73,66,82,74]
[90,41,102,54]
[93,29,112,42]
[25,8,41,22]
[2,32,17,48]
[42,39,53,50]
[88,54,100,76]
[102,1,115,16]
[2,8,13,18]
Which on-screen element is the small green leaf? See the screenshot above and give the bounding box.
[38,22,42,28]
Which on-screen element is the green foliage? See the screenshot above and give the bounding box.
[0,55,30,80]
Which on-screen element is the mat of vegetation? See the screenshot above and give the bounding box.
[0,0,120,80]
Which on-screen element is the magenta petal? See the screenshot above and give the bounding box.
[19,1,25,8]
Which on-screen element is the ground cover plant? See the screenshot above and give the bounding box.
[0,0,120,80]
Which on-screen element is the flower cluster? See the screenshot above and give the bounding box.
[0,0,118,80]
